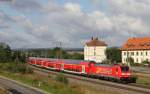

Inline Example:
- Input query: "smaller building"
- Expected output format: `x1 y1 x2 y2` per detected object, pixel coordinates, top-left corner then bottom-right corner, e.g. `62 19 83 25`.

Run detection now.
121 37 150 63
84 37 107 63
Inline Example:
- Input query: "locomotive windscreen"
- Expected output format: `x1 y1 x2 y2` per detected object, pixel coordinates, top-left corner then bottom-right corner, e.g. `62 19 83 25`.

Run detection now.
121 66 129 72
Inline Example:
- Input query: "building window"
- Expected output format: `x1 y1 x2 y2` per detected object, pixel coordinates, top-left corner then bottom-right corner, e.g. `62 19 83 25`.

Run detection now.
131 52 134 56
124 52 126 55
136 52 139 56
146 51 148 56
136 58 138 63
141 52 143 56
127 52 129 56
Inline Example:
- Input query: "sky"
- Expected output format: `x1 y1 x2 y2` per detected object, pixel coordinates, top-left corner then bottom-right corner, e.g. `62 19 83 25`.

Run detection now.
0 0 150 49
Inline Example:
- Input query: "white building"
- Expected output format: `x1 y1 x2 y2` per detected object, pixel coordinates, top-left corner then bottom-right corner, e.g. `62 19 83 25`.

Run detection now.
84 37 107 63
121 37 150 63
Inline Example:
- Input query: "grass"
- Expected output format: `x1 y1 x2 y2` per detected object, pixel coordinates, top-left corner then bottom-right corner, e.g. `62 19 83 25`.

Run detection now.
0 71 79 94
133 72 150 87
0 62 135 94
0 62 80 94
137 77 150 87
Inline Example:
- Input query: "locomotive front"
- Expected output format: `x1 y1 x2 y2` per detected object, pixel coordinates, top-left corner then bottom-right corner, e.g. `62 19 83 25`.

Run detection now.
119 65 136 83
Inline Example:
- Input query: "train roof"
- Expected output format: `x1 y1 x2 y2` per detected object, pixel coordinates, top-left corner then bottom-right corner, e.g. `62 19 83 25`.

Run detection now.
29 57 84 64
95 63 120 67
62 59 84 64
29 57 123 67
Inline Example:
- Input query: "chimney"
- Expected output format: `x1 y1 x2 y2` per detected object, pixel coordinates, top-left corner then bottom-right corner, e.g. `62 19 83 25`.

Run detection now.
95 37 98 40
91 36 93 40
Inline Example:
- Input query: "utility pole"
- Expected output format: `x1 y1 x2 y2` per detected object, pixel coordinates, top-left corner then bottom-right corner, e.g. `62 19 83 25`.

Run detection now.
55 41 62 59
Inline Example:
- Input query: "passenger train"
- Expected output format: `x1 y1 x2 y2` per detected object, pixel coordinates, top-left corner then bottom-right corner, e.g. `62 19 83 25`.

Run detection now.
28 57 136 83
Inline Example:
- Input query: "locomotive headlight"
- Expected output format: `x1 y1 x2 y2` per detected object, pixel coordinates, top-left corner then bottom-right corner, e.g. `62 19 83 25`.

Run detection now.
122 73 131 75
122 73 125 75
126 73 131 75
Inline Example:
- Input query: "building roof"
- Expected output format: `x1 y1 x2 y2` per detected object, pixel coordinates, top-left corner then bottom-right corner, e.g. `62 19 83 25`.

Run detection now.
121 37 150 50
85 37 107 46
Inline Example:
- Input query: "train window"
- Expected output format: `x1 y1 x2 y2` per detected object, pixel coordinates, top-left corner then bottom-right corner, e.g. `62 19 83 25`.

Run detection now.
121 66 129 72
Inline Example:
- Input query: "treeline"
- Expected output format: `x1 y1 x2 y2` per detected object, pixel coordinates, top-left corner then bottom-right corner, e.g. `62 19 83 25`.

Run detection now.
0 43 84 63
0 43 33 74
49 47 83 59
0 43 26 63
0 42 121 64
25 47 84 60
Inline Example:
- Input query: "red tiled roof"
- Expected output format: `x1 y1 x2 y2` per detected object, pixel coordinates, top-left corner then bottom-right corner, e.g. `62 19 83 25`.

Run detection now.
85 38 107 46
121 37 150 50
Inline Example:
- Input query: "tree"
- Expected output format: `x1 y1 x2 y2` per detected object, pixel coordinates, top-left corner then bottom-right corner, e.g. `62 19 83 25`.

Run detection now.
49 47 65 59
126 57 134 66
142 60 150 66
71 53 84 60
12 51 26 63
49 47 84 60
102 59 111 64
0 43 12 62
105 47 121 63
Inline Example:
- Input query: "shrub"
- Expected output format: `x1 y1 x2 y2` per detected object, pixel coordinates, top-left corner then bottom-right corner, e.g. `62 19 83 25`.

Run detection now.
126 57 134 65
130 75 138 83
0 62 33 74
55 74 69 84
131 63 141 66
25 66 33 74
102 59 112 64
142 60 150 67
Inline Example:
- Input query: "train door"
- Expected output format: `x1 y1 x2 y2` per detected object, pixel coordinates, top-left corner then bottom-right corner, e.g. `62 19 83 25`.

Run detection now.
115 67 119 77
82 65 86 74
61 63 64 70
34 59 36 65
88 62 95 75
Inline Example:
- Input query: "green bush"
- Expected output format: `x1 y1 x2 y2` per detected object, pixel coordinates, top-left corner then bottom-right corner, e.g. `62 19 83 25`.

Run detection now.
105 47 121 63
25 66 33 74
131 63 142 66
55 74 69 84
142 60 150 67
126 57 134 65
0 62 33 74
102 59 112 64
130 75 138 83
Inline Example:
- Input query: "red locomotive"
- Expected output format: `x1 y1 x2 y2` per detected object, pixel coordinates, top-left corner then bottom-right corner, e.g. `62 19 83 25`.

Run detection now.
28 57 135 83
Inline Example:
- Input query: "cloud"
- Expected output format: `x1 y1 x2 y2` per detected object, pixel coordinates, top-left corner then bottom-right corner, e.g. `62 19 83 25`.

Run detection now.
11 15 33 29
0 0 12 2
11 0 42 12
0 10 11 29
107 0 150 20
64 2 82 15
0 0 150 48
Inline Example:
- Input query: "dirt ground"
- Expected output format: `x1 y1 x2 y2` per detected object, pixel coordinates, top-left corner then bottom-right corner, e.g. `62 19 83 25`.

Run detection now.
0 87 8 94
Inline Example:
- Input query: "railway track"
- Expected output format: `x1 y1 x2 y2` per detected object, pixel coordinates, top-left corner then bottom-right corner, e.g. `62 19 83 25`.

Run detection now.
29 64 150 94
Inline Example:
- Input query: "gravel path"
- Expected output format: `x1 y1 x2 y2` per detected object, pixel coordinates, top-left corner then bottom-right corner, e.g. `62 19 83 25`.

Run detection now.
0 76 48 94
